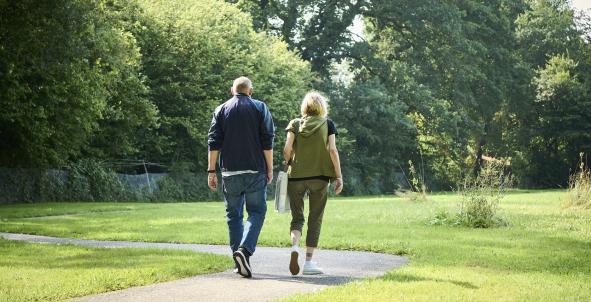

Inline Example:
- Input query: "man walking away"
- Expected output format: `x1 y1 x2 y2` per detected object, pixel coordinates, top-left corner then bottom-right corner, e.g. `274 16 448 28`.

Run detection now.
207 76 275 278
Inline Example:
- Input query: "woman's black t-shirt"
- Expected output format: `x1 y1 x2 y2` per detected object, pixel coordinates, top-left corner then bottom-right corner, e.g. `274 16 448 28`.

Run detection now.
326 119 338 137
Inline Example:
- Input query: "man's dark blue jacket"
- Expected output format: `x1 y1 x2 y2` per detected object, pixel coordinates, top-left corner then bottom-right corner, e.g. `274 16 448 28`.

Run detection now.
207 93 275 173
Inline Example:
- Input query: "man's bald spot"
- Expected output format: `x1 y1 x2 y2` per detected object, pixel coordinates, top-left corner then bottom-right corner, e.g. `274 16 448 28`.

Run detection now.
233 76 252 94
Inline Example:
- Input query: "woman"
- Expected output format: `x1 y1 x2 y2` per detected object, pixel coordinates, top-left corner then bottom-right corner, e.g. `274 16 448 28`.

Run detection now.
283 91 343 275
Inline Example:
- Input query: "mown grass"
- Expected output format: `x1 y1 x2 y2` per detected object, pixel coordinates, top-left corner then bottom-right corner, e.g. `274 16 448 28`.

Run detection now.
0 202 158 219
0 239 232 302
1 190 590 301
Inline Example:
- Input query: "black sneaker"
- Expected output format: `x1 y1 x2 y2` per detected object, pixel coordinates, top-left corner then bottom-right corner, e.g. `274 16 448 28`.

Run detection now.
233 248 252 278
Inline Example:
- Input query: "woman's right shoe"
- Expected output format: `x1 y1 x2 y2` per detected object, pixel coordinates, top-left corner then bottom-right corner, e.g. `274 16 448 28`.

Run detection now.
303 261 324 275
289 248 300 275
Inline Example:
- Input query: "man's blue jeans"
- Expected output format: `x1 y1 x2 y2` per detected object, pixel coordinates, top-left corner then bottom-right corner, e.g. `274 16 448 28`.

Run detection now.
222 172 267 255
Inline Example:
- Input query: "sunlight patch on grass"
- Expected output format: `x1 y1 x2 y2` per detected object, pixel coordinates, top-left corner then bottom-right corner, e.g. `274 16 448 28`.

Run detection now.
0 239 232 302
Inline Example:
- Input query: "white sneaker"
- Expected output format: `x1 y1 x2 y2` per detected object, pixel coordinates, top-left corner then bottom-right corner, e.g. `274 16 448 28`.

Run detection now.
303 261 324 275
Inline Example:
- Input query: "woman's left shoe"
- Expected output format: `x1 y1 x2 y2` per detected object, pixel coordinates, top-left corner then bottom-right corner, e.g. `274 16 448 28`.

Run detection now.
302 261 324 275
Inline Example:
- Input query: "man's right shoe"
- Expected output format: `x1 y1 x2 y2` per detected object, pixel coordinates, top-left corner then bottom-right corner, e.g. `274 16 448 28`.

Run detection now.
289 248 300 275
233 248 252 278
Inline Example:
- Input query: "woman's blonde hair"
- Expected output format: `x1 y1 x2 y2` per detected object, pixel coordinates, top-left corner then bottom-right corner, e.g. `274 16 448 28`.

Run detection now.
300 91 328 118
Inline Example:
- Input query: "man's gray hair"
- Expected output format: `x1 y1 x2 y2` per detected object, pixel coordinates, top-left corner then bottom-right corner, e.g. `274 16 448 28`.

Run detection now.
233 76 253 93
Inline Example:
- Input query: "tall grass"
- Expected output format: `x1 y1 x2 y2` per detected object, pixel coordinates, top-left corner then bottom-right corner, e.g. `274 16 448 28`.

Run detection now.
398 160 428 202
430 162 510 228
566 153 591 209
457 162 511 227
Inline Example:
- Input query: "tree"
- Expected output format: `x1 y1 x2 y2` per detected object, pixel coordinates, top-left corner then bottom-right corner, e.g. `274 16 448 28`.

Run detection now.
232 0 367 74
511 0 591 186
132 0 313 169
328 77 416 194
360 0 526 185
516 55 591 186
0 0 157 167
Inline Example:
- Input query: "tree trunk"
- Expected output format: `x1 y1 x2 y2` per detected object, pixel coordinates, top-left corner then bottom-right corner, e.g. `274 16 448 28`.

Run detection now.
473 136 485 176
473 122 489 176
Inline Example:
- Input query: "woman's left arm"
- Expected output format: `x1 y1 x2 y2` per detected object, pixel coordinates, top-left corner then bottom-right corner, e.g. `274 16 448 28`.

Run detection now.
328 134 343 194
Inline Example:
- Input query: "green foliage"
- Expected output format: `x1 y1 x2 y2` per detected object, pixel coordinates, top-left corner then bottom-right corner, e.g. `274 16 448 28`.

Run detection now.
327 78 416 194
429 162 511 228
64 160 134 202
237 0 591 191
0 0 311 175
2 0 591 200
515 0 583 68
0 161 137 203
0 0 158 167
151 162 222 202
152 176 186 202
234 0 367 73
129 0 312 168
428 209 458 226
510 0 591 187
457 163 510 228
404 160 428 202
407 160 426 194
514 54 591 186
566 153 591 209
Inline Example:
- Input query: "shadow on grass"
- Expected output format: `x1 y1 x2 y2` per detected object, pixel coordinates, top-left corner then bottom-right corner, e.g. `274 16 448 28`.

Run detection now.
382 272 478 289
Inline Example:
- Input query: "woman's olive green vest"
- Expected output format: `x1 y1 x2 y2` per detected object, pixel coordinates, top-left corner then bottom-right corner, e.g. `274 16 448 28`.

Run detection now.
287 116 336 179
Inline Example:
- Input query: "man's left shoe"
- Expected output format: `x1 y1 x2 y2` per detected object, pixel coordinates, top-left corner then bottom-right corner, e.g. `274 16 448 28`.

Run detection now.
233 248 252 278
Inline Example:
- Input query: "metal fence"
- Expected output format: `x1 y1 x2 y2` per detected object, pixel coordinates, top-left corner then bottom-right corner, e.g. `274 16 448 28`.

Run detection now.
0 167 222 204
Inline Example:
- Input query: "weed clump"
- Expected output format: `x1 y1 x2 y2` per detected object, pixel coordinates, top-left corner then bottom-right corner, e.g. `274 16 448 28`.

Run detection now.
398 160 428 202
430 162 510 228
566 153 591 209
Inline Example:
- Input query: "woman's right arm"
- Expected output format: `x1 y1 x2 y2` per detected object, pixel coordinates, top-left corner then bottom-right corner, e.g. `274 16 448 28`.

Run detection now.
283 131 295 163
328 134 343 194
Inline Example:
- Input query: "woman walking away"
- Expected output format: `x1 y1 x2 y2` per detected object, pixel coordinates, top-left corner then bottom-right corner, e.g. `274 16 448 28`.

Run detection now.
283 91 343 275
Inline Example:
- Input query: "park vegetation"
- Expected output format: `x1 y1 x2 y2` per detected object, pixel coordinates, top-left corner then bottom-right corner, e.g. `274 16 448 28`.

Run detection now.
566 153 591 208
1 0 591 200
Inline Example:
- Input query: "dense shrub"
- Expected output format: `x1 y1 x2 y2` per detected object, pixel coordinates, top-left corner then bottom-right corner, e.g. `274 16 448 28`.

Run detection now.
0 161 138 203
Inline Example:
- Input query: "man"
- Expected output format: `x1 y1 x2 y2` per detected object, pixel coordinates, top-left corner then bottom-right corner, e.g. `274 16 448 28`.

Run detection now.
207 76 274 278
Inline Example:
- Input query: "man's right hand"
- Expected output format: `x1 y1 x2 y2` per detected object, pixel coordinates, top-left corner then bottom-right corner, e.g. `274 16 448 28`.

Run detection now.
266 170 273 184
208 173 218 191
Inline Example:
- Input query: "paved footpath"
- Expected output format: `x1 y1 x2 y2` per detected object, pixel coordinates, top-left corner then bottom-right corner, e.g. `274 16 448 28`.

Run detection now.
1 232 408 302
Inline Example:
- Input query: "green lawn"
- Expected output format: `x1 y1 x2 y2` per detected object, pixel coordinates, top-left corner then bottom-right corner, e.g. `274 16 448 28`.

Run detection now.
1 190 590 301
0 202 157 219
0 239 232 302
